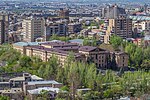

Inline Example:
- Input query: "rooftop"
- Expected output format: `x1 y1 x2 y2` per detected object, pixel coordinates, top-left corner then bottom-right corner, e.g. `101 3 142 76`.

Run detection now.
27 87 60 94
69 39 93 45
13 42 40 47
26 45 84 58
41 42 78 47
69 39 84 45
144 35 150 40
27 80 62 85
31 75 43 81
10 77 25 81
79 46 98 52
129 16 150 21
0 82 10 84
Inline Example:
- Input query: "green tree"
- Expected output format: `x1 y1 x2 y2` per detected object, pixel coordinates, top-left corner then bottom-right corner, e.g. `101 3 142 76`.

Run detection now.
50 34 59 40
83 39 90 46
85 63 97 89
141 59 150 71
110 35 123 50
38 64 46 78
68 62 80 100
0 96 9 100
19 55 32 68
144 47 150 60
44 55 59 79
83 91 102 100
133 48 143 67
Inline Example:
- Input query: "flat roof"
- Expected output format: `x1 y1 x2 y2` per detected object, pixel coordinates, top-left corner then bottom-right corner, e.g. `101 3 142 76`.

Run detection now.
13 42 40 47
144 35 150 40
0 82 10 84
27 80 62 85
129 16 150 21
27 87 60 94
31 75 43 80
69 39 93 45
41 42 78 47
26 45 84 58
10 77 25 81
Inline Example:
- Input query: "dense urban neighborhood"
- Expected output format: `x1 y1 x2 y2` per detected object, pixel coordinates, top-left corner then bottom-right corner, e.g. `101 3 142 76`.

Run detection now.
0 0 149 100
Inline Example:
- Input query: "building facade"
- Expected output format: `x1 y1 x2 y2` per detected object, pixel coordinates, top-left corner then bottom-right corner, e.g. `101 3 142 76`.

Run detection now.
104 16 132 44
58 8 69 20
68 23 82 34
13 41 129 68
22 18 45 42
0 20 5 44
102 4 126 19
0 14 9 44
45 22 68 40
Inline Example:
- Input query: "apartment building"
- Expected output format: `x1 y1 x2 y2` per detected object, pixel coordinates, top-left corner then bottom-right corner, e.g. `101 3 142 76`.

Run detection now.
102 4 126 19
45 22 68 40
68 23 82 34
133 21 150 33
0 20 5 44
104 15 132 44
58 8 69 20
0 14 9 44
22 17 45 42
133 38 142 47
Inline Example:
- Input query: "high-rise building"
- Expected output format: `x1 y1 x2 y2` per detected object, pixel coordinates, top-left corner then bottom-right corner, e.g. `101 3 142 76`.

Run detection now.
144 4 148 14
68 23 82 34
0 20 5 44
104 15 132 44
45 22 68 41
22 17 45 42
103 4 126 19
0 14 9 44
58 8 69 20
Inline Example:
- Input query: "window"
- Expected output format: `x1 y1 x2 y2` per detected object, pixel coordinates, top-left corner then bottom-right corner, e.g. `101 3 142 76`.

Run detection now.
123 56 125 60
99 64 101 67
96 54 98 60
120 20 123 30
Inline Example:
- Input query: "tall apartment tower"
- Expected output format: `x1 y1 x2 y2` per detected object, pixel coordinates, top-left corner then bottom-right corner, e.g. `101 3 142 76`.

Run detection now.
45 22 68 41
0 20 5 44
104 15 132 44
22 17 45 42
104 4 126 19
0 14 9 44
59 8 69 20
